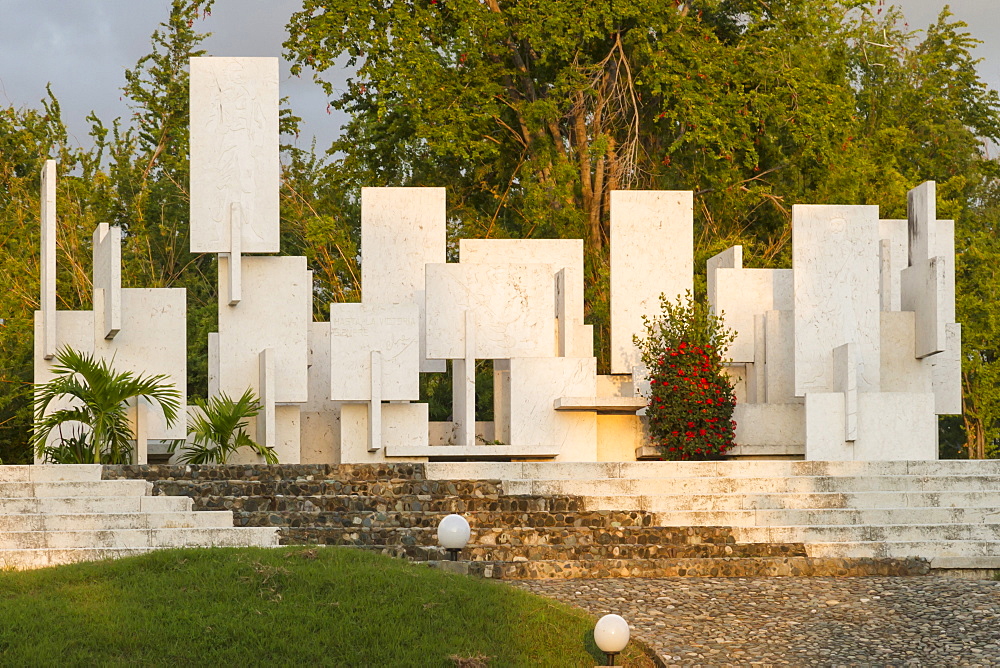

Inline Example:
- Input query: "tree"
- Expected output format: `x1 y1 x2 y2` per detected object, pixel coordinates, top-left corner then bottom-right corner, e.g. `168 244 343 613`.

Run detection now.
32 347 181 464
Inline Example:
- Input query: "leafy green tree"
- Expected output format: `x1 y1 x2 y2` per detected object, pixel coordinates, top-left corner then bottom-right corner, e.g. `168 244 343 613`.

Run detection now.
170 388 278 464
33 347 181 464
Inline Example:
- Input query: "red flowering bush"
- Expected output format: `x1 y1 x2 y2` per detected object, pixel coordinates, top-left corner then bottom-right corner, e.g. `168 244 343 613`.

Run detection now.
635 292 736 461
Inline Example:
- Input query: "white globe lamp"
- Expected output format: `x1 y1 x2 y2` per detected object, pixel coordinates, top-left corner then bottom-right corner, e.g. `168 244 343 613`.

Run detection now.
437 514 471 561
594 614 630 666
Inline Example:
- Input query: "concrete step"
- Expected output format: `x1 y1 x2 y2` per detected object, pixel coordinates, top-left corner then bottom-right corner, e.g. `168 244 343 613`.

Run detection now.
103 462 428 483
291 538 804 562
521 474 1000 497
0 465 104 483
425 460 1000 480
0 495 193 515
0 527 278 550
153 478 503 499
734 523 1000 544
805 540 1000 560
193 494 589 514
233 508 654 529
651 506 1000 527
0 547 152 569
584 490 1000 512
0 480 152 499
0 511 236 532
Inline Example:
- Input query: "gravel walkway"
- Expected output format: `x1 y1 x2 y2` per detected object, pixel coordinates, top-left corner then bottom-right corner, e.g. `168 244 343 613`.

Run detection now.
509 576 1000 667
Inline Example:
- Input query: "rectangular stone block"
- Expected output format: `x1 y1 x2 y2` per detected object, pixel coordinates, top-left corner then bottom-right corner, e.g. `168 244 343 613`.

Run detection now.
217 256 309 403
878 219 907 312
806 392 937 461
764 310 799 404
340 402 429 463
854 393 937 461
94 289 187 440
190 57 279 254
40 160 56 360
328 303 420 401
907 181 935 265
901 256 947 358
460 239 590 358
92 224 121 340
930 323 961 415
879 311 931 394
597 414 645 462
424 263 555 359
793 205 881 395
361 187 446 372
507 357 597 461
733 403 805 447
610 191 693 374
713 268 792 363
33 311 95 463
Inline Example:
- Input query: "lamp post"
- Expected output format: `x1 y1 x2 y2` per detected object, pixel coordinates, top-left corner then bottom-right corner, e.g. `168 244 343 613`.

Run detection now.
437 514 470 561
594 614 630 666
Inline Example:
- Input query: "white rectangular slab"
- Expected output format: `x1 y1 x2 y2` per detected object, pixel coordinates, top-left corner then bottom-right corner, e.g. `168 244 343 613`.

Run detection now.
806 392 937 461
878 219 908 312
507 357 597 461
907 181 936 265
713 268 791 363
33 310 95 463
879 311 931 394
190 57 279 254
94 288 188 440
930 323 961 415
361 187 446 372
340 402 429 463
424 263 556 359
461 238 590 358
900 256 947 358
460 238 584 320
92 224 121 340
763 310 800 404
40 160 57 359
792 205 881 395
733 403 805 447
217 255 309 403
610 190 693 374
328 303 420 401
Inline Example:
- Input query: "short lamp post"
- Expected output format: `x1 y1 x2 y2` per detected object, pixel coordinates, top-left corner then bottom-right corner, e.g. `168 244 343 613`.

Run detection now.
594 614 630 666
437 514 470 561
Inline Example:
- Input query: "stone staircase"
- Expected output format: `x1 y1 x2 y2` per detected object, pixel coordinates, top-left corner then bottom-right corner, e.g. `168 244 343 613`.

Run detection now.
104 463 927 579
0 465 278 570
425 460 1000 572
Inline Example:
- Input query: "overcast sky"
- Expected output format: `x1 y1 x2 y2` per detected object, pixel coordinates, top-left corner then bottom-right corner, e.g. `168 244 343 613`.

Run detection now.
0 0 997 153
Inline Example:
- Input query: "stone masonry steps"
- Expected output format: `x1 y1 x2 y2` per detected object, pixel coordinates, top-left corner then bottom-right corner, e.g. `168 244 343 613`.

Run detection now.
232 508 654 529
0 465 279 570
421 461 1000 571
586 491 1000 511
104 464 929 579
190 493 589 514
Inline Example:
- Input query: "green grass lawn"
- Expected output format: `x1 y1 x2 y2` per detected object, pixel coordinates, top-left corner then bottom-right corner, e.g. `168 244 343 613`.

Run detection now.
0 547 657 667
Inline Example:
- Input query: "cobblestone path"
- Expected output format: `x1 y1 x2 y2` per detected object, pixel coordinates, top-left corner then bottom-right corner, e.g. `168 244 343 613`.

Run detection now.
509 576 1000 667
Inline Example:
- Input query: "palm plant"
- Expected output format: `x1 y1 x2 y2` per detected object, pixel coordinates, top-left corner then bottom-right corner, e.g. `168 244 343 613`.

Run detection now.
171 388 278 464
33 347 181 464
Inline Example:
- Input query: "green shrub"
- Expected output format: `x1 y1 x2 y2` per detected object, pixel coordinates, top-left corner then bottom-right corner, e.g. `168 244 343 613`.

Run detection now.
636 292 737 461
32 347 181 464
170 388 277 464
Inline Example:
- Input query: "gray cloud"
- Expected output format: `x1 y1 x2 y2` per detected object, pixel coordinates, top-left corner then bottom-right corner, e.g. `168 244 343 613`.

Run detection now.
0 1 996 153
